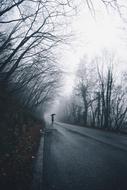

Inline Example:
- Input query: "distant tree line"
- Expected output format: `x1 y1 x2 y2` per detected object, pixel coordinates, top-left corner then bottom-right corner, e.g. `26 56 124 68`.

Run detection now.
59 53 127 130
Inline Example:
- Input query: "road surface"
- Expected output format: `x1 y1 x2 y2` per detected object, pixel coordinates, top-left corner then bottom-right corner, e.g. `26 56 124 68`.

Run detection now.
42 122 127 190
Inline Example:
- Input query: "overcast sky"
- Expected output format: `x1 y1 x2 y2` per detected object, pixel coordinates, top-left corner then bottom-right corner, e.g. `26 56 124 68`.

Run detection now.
46 0 127 116
57 0 127 93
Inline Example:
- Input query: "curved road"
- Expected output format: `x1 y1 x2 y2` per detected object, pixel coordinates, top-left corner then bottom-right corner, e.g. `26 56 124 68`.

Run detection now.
42 122 127 190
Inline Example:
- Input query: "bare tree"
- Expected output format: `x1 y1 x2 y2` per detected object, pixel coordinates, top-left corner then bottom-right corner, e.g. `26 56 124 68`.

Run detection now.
75 58 97 126
0 0 75 111
60 52 127 131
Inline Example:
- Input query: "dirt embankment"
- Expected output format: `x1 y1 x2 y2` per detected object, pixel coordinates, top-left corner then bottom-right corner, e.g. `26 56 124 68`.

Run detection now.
0 87 45 190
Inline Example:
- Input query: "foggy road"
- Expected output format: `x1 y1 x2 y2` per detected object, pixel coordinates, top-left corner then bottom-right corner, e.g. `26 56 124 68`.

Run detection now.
42 122 127 190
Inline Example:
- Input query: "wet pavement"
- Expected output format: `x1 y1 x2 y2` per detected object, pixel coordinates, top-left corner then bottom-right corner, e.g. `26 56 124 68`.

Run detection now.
37 122 127 190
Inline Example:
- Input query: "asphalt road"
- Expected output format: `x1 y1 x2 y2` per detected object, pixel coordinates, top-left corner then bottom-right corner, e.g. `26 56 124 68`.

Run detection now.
42 122 127 190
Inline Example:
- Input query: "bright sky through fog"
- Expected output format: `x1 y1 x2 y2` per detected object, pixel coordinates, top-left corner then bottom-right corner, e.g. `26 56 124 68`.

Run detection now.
57 0 127 96
48 1 127 115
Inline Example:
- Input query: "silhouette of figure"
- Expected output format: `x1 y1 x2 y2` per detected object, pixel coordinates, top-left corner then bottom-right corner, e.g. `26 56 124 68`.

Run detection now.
51 114 56 125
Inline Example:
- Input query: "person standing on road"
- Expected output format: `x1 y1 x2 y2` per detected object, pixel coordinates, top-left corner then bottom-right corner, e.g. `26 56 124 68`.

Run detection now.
51 114 56 125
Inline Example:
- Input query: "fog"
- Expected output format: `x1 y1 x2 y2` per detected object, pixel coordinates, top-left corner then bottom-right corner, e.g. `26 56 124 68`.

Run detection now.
46 0 127 118
1 1 127 189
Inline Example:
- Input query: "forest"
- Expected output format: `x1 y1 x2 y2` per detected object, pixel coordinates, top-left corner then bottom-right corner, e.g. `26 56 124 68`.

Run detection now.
59 53 127 131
